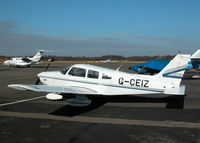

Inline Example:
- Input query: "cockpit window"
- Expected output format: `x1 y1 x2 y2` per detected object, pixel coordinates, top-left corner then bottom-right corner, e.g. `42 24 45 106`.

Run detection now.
102 73 112 79
68 67 86 77
60 67 70 75
87 70 99 79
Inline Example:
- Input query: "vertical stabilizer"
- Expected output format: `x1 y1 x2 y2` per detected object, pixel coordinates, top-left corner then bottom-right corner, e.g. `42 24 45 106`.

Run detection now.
191 49 200 59
155 54 190 86
31 50 45 62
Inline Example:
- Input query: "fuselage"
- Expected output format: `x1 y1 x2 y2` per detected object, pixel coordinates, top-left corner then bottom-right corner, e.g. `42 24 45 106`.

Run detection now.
3 50 44 67
3 57 31 66
38 64 172 96
3 57 37 66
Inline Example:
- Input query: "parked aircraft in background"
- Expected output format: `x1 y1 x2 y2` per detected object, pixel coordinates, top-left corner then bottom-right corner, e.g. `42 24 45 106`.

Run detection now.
8 53 192 108
129 59 170 74
129 49 200 75
3 50 45 67
100 59 118 63
187 49 200 69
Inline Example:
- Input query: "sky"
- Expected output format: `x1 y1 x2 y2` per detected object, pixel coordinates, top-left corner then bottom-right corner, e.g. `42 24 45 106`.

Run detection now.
0 0 200 57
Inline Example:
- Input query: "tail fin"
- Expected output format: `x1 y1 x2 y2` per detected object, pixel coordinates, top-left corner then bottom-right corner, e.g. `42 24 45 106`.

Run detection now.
187 49 200 69
191 49 200 59
31 50 45 62
155 54 190 86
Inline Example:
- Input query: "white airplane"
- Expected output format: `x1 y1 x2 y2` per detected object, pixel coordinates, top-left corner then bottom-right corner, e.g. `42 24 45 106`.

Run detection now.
3 50 45 67
8 53 195 107
100 59 118 63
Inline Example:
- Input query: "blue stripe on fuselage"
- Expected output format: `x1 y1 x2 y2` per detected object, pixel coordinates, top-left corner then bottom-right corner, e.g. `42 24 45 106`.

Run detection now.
39 76 163 93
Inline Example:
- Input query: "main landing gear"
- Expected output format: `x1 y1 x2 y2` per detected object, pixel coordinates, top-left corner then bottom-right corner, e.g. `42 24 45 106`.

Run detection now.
67 95 92 107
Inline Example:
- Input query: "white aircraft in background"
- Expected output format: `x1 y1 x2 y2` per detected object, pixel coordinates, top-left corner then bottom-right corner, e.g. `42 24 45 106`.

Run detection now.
3 50 45 67
8 52 196 108
100 59 118 63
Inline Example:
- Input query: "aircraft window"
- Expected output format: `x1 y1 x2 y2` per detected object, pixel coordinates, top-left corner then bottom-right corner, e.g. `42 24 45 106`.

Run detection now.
60 67 70 75
87 70 99 79
102 74 112 79
68 67 86 77
22 57 31 62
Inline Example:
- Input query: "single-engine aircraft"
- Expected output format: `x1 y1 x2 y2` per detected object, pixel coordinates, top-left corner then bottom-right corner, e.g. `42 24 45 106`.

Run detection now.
8 53 193 107
129 49 200 75
3 50 45 67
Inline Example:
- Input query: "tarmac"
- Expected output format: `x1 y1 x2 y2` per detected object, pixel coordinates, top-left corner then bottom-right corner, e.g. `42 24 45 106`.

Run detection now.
0 62 200 143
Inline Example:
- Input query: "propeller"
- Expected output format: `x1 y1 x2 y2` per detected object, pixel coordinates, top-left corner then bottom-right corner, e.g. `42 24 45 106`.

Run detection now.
35 58 55 85
35 77 41 85
44 63 51 72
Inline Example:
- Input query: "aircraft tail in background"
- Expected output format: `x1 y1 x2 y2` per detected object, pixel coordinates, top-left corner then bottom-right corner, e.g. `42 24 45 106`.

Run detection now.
30 50 45 62
191 49 200 59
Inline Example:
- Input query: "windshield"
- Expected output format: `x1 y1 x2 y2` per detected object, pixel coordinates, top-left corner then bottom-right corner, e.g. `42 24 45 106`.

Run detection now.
60 66 70 75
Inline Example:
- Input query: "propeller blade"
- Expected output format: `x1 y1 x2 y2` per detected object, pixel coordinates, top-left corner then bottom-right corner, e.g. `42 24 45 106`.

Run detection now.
35 78 40 85
34 59 54 85
44 63 51 71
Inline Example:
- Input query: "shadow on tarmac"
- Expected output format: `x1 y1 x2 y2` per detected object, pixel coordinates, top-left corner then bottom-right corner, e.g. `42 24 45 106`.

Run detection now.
50 95 185 117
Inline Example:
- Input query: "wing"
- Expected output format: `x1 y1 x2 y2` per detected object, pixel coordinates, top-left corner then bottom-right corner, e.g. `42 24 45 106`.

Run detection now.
8 84 97 95
140 66 161 74
129 59 170 74
128 65 147 74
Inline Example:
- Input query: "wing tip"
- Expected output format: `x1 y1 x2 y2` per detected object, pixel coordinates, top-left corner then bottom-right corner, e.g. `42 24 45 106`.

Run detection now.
8 84 28 90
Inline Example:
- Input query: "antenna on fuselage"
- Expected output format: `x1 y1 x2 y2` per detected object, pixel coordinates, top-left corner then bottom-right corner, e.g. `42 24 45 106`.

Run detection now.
136 66 145 75
116 64 124 71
